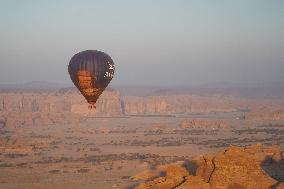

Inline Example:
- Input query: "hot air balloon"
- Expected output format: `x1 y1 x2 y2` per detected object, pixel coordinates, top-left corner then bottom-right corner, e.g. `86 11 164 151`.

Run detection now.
68 50 115 109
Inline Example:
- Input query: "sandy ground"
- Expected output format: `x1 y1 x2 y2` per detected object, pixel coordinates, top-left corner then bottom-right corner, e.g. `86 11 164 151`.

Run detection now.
0 113 283 189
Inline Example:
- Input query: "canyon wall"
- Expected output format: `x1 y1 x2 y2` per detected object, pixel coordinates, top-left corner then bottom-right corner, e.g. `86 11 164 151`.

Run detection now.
0 88 123 127
0 90 249 118
0 88 122 115
124 95 246 114
1 88 284 128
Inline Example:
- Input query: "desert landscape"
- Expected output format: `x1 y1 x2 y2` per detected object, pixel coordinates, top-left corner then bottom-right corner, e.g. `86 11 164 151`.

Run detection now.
1 0 283 188
0 86 283 189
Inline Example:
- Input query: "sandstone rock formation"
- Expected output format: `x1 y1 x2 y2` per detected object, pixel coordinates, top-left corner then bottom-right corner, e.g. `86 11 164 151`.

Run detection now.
134 144 284 189
0 88 123 127
278 183 284 189
123 95 240 115
1 88 284 128
0 88 122 114
135 163 190 189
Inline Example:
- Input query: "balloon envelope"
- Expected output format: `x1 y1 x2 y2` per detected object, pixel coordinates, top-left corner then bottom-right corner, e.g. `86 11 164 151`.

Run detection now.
68 50 115 106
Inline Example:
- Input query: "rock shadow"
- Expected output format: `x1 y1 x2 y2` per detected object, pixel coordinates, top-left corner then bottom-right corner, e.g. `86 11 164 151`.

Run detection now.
0 121 5 129
261 154 284 188
182 159 198 176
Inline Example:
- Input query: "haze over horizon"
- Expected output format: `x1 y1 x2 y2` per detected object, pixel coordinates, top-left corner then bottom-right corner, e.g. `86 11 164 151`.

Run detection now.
0 0 283 86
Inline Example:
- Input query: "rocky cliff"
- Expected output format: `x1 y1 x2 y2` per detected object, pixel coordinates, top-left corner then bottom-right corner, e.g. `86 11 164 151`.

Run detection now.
0 88 122 114
124 95 246 115
134 144 284 189
0 90 248 127
0 88 123 127
1 88 284 128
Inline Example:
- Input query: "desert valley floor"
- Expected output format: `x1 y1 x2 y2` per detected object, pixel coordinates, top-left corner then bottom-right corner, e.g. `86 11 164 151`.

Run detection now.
0 112 283 189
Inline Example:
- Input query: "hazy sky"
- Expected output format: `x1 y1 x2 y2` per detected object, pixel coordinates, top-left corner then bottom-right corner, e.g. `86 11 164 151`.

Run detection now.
0 0 283 86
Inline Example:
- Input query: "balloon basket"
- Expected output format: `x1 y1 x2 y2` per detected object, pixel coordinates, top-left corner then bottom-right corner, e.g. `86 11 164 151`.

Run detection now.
88 105 96 110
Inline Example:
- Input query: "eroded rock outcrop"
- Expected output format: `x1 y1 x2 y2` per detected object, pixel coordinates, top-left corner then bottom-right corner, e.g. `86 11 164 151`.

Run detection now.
135 144 284 189
207 145 278 189
278 183 284 189
135 163 189 189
